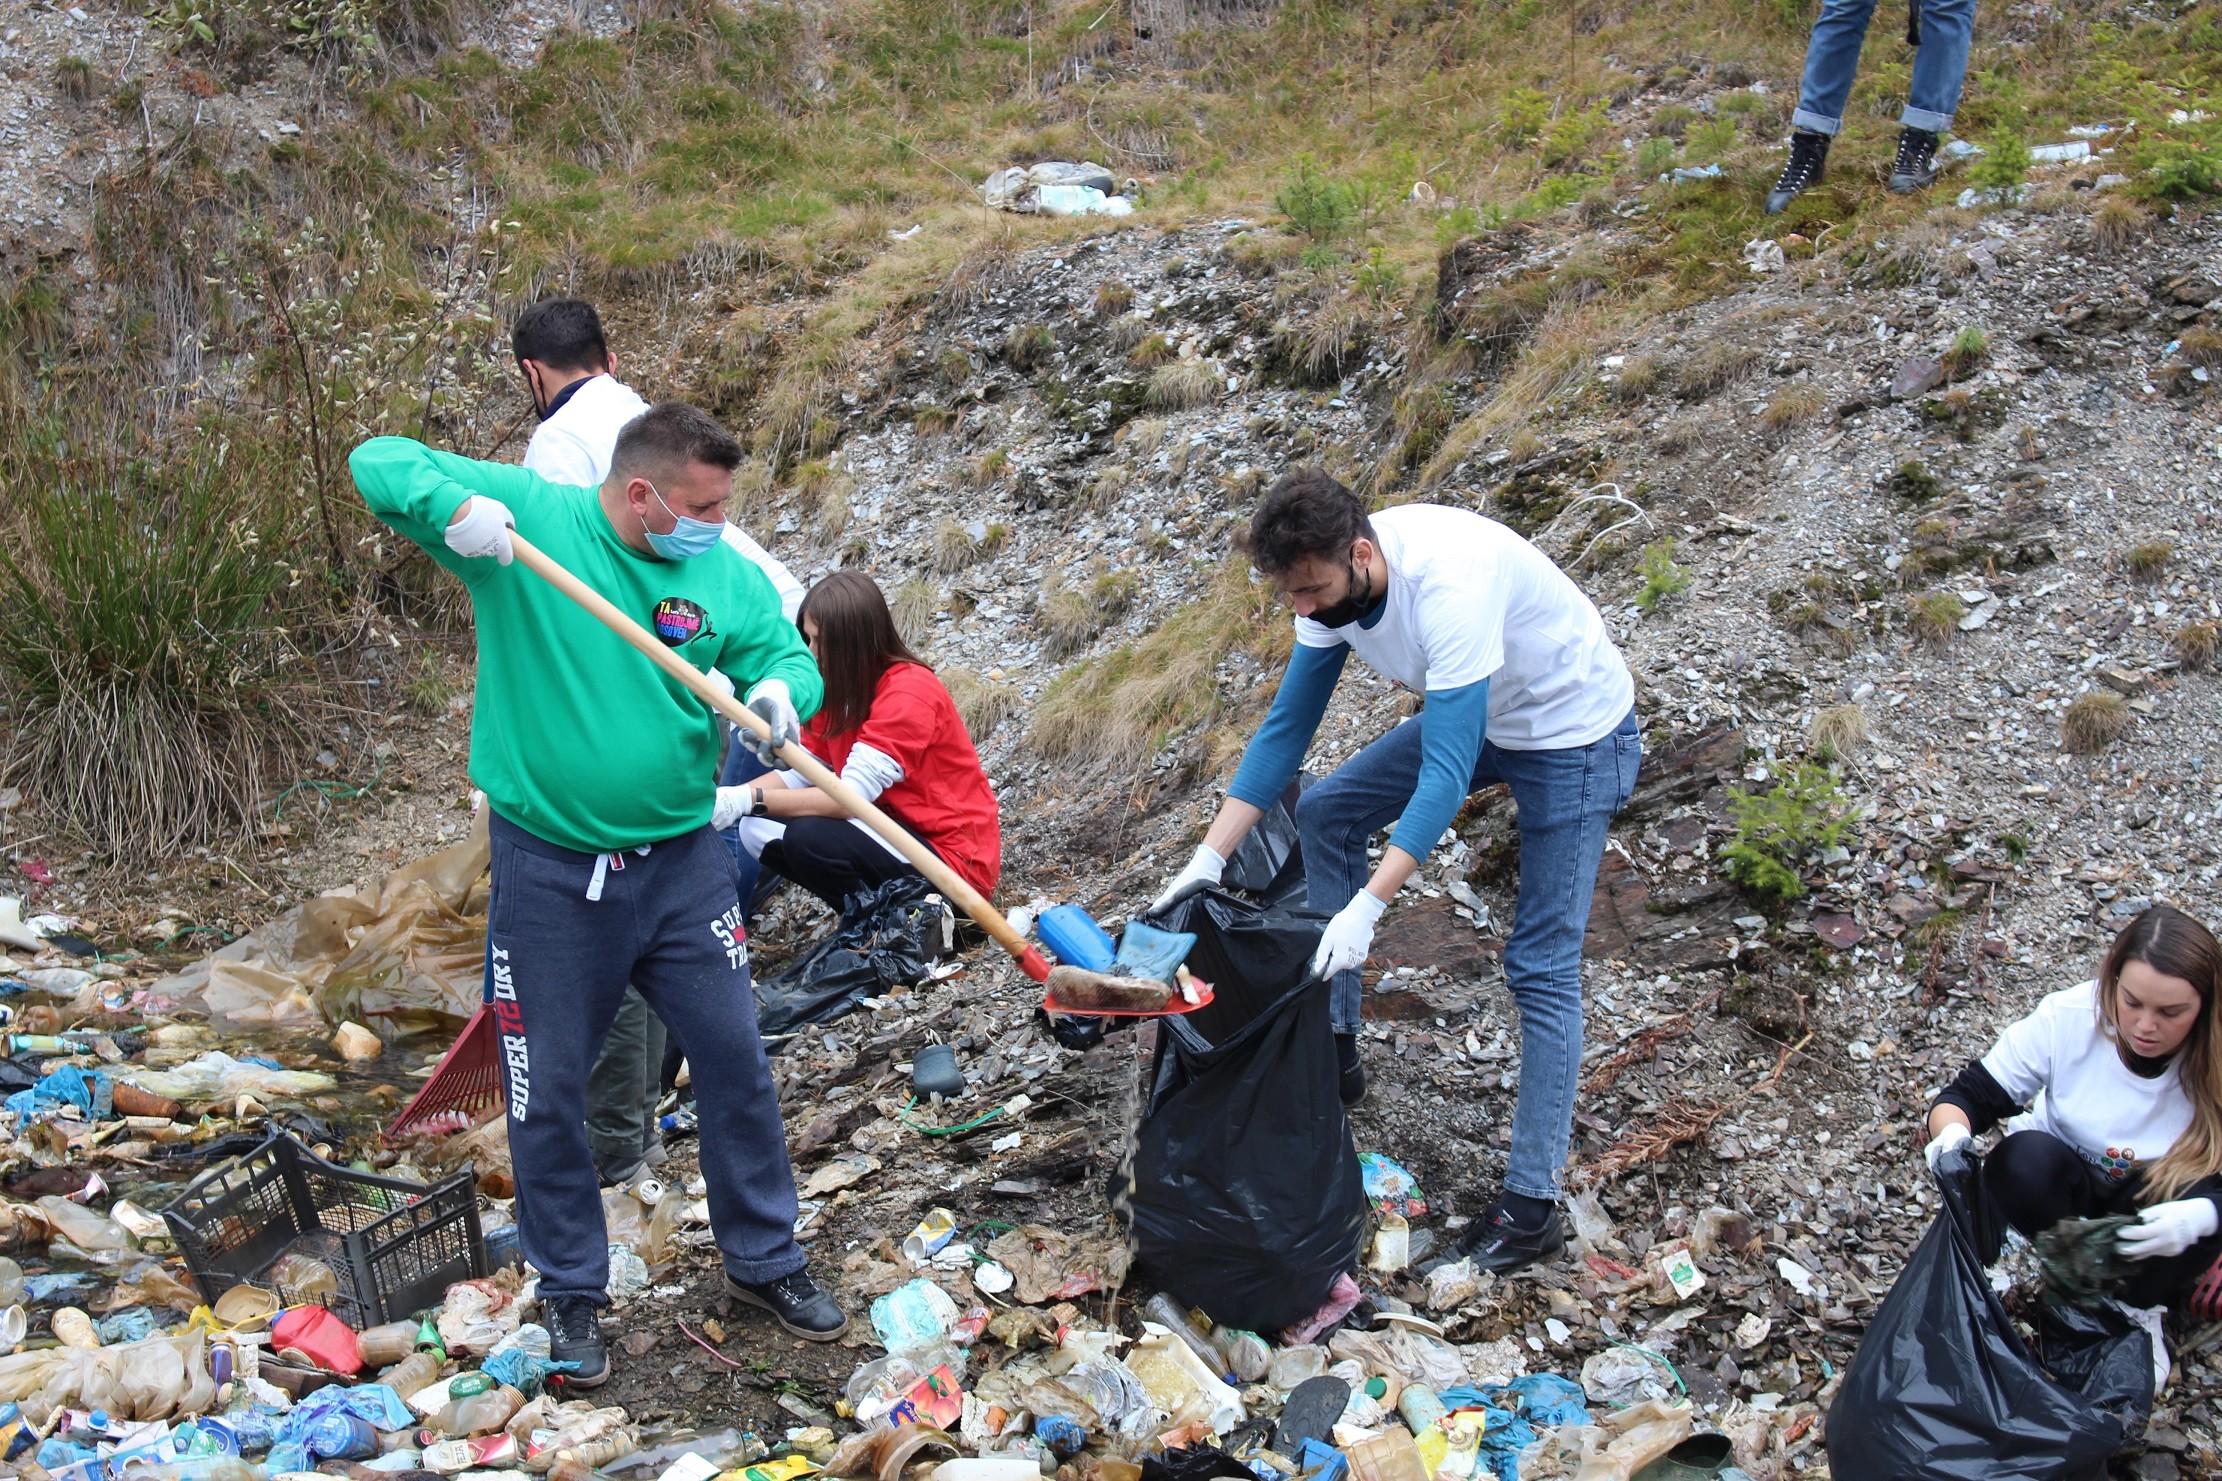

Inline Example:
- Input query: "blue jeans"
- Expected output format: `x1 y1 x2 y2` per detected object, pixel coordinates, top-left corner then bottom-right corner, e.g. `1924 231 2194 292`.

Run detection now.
1296 710 1641 1202
1791 0 1975 137
719 742 772 919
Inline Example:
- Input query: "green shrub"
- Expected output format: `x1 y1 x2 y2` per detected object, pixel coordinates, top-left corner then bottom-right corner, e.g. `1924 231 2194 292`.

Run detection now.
1354 247 1403 303
1635 540 1690 612
1276 160 1358 241
1635 136 1678 174
1721 761 1847 905
2138 141 2222 200
1969 134 2032 194
1500 87 1551 146
1686 118 1740 162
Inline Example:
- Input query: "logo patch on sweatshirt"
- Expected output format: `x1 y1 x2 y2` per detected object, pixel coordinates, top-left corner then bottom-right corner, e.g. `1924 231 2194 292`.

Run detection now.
652 596 712 646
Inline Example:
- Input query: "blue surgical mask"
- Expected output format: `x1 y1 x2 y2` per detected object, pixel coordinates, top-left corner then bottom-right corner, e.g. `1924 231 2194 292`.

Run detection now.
641 478 725 561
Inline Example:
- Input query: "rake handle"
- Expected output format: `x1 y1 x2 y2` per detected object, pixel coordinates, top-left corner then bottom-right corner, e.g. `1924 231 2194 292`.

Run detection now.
505 531 1050 982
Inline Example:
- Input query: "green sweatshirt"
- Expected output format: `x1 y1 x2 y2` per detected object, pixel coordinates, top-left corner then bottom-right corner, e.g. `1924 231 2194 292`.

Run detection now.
350 436 823 852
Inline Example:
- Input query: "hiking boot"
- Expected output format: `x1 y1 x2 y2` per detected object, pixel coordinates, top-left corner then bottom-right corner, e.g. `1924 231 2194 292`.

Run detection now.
724 1268 848 1341
1336 1033 1366 1108
545 1295 610 1387
1444 1200 1567 1276
1888 126 1941 195
1764 128 1830 214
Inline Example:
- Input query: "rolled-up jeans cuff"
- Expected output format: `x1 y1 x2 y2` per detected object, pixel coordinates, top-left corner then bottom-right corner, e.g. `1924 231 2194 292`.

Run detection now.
1900 106 1952 133
1790 108 1842 136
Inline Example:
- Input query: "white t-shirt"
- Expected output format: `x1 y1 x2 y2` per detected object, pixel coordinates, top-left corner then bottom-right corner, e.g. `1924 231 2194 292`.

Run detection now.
1984 980 2193 1184
520 374 805 622
1293 503 1633 750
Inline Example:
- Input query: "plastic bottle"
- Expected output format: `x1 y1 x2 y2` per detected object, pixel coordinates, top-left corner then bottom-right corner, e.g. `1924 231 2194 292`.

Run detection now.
267 1253 339 1303
50 1308 100 1349
0 1258 24 1307
1397 1384 1446 1434
357 1321 419 1369
424 1434 517 1474
414 1317 448 1359
307 1414 379 1461
541 1427 640 1479
379 1352 442 1402
35 1198 135 1254
437 1384 524 1437
1212 1327 1270 1384
1139 1294 1232 1383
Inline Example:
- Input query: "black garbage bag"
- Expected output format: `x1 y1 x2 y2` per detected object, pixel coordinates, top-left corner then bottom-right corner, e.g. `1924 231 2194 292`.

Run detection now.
754 875 948 1044
1220 775 1313 910
1825 1153 2153 1481
1120 888 1365 1333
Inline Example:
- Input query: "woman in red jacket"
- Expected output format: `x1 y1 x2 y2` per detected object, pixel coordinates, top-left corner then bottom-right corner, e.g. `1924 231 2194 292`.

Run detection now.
726 571 1000 910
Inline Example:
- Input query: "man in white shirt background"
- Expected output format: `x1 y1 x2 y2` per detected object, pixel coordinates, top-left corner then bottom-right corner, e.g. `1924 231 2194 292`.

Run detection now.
509 297 807 1188
1150 470 1642 1277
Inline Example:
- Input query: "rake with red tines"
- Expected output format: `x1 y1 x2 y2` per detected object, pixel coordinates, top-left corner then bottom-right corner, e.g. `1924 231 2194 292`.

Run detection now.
384 1003 502 1141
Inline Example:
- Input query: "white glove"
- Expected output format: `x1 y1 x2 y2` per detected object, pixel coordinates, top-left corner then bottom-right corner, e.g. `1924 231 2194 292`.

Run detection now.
1923 1121 1973 1175
711 784 755 832
1311 889 1388 980
1150 844 1225 915
740 679 799 765
2119 1198 2220 1261
444 497 515 564
706 668 736 703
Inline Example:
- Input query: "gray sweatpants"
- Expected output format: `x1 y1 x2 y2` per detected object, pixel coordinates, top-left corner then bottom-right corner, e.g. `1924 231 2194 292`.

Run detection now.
489 811 804 1302
586 988 666 1183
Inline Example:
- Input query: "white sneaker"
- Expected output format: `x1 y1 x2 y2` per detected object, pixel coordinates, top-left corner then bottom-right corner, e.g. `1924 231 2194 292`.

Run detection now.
2128 1302 2171 1395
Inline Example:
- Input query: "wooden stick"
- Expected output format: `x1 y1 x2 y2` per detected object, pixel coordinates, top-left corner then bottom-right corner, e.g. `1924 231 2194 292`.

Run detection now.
505 531 1053 983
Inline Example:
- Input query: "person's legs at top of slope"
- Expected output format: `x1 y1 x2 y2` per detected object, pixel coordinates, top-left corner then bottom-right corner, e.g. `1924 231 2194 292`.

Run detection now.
1766 0 1975 213
585 987 667 1185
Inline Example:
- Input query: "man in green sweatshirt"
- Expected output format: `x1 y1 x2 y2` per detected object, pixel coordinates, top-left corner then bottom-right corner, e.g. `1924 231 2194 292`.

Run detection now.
352 402 846 1383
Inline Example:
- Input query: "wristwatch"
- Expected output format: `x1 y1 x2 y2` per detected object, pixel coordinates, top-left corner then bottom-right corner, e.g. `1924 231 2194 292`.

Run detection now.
748 786 768 818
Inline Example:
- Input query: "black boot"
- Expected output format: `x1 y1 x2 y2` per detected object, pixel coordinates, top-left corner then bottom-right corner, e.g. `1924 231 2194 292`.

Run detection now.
1336 1032 1366 1108
1445 1197 1567 1276
545 1295 610 1387
1889 126 1941 195
724 1267 849 1341
1764 128 1831 215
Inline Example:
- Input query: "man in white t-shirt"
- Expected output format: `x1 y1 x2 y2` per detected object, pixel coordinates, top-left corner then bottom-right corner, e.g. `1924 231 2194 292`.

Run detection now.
508 297 808 1188
1150 469 1641 1276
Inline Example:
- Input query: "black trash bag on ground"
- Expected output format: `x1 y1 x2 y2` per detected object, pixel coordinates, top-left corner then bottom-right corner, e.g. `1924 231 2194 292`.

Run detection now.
755 875 947 1044
1825 1152 2153 1481
1140 1448 1254 1481
1220 776 1313 911
1120 888 1365 1333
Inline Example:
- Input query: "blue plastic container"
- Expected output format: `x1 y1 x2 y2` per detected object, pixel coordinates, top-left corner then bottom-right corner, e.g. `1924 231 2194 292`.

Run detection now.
1037 905 1117 971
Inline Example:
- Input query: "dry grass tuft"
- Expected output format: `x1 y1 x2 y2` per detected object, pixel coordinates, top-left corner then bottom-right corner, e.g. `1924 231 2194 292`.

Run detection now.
937 226 1022 313
1608 353 1662 403
889 579 941 649
2179 327 2222 369
1004 322 1053 372
932 519 981 574
1041 564 1140 657
1760 386 1827 441
1107 314 1153 352
1093 279 1134 317
1030 559 1289 768
1807 703 1868 760
2090 196 2150 252
2172 620 2220 672
1679 342 1761 399
970 448 1009 487
1148 359 1223 410
1273 296 1370 386
1128 332 1177 368
1908 591 1966 646
2125 541 2173 581
942 666 1019 740
2061 690 2131 754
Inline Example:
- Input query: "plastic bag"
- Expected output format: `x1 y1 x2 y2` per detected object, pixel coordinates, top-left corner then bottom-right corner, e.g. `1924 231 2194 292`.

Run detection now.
117 1052 336 1102
0 1329 212 1421
756 875 949 1042
1120 890 1366 1332
1219 777 1312 909
1825 1156 2152 1480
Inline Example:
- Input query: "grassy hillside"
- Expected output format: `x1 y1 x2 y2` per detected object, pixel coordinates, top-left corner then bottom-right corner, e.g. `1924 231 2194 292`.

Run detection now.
0 0 2217 861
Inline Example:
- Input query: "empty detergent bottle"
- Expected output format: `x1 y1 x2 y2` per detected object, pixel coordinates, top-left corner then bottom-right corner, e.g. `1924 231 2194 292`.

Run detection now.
356 1321 419 1369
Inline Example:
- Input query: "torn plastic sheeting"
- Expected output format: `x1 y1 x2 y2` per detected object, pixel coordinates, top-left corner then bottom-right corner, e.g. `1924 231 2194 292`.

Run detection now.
118 1052 335 1102
756 875 947 1043
5 1066 111 1124
1438 1375 1590 1481
981 162 1127 215
0 1328 216 1422
150 813 489 1036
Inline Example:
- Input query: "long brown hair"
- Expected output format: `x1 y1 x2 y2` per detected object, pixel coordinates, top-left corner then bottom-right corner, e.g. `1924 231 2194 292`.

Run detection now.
797 571 927 736
2096 902 2222 1200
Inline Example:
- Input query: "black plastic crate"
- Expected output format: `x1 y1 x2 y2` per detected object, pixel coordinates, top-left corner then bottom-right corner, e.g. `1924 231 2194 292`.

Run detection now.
163 1130 486 1329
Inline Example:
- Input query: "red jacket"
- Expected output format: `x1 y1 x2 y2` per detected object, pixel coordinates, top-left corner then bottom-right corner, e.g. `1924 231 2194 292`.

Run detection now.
802 662 1001 898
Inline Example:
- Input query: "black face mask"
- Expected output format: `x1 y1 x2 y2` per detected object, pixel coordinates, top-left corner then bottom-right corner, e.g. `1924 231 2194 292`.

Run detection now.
1309 557 1381 629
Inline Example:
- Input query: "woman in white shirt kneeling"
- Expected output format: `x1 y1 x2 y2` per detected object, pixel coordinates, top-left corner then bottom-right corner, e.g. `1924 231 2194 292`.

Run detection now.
1925 902 2222 1311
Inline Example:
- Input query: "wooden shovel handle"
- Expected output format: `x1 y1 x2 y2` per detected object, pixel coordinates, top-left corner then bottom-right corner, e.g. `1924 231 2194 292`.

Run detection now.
506 530 1050 981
